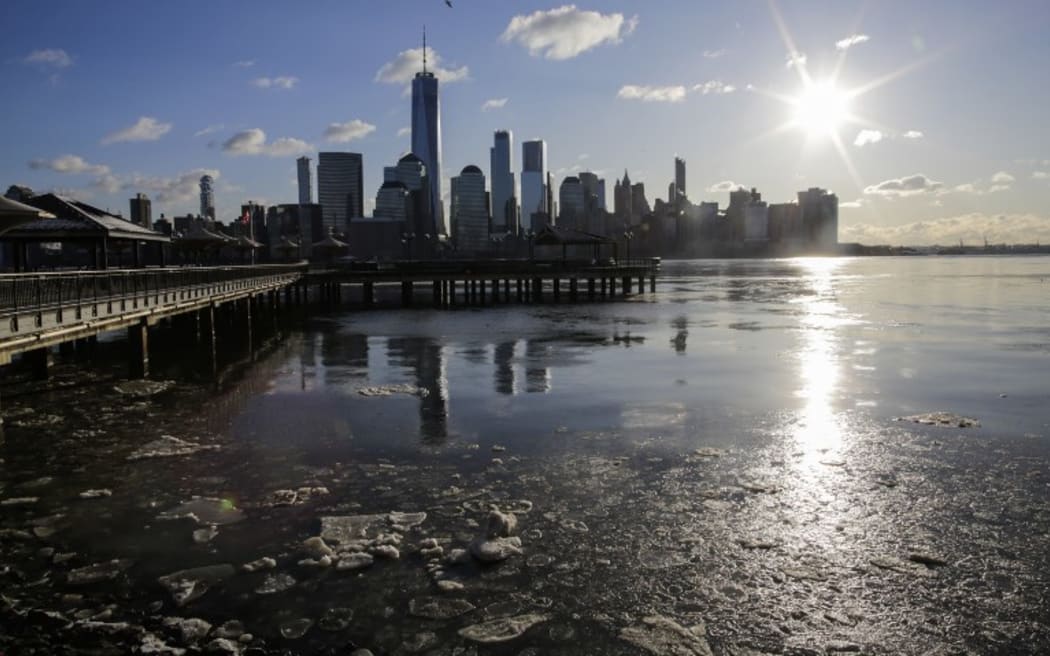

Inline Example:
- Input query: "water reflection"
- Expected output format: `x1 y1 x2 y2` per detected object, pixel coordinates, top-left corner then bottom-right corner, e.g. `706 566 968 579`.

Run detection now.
671 316 688 354
388 337 449 443
494 340 518 395
524 339 552 393
790 258 850 464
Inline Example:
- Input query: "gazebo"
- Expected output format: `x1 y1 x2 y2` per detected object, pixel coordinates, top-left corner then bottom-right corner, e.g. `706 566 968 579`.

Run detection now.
311 227 348 264
531 225 618 262
275 235 301 261
173 223 234 265
228 234 264 264
1 193 169 270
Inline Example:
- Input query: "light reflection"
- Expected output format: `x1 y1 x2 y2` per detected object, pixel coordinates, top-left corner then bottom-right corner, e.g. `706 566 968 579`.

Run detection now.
790 258 850 465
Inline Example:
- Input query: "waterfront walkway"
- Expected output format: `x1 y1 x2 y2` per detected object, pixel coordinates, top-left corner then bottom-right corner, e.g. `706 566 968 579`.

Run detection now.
0 258 658 392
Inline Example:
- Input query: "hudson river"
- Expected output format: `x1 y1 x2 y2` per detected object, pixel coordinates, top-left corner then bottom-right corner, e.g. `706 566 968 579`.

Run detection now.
2 256 1048 655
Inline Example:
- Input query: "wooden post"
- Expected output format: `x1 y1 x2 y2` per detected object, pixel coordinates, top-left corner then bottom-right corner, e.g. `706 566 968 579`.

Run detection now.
553 278 561 301
202 303 217 378
650 275 656 292
504 279 511 302
25 347 52 380
433 280 442 307
128 317 150 378
401 281 414 306
600 277 607 297
516 279 523 302
479 279 486 305
623 276 632 294
569 278 578 302
588 278 596 299
533 277 543 302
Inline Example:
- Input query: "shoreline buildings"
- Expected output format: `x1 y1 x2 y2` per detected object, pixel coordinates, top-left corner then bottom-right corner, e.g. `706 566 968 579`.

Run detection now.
490 130 517 236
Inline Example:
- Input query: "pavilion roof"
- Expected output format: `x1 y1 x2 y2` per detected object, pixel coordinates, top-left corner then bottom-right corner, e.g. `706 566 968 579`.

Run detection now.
1 194 169 243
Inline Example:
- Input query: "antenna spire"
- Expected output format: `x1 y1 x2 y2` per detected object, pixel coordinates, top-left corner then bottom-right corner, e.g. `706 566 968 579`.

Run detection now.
422 25 427 74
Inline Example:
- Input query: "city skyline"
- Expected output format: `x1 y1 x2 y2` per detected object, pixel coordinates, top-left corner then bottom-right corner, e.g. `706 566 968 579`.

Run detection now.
3 1 1050 245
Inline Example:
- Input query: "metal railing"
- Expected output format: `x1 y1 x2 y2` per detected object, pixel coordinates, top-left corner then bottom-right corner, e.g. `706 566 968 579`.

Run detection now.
318 257 661 277
0 263 305 318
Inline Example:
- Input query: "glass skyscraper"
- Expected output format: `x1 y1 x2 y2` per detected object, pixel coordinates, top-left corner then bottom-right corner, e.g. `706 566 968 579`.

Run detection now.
412 68 446 236
489 130 516 235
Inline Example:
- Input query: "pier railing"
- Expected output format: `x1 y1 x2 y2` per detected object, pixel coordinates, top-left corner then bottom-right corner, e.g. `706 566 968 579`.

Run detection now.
0 263 306 318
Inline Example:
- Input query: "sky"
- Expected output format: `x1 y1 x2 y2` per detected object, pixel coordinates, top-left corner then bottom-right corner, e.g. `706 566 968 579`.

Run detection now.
4 0 1050 246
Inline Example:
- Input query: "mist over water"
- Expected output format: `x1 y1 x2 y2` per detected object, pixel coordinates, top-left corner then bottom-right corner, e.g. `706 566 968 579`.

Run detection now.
2 256 1049 654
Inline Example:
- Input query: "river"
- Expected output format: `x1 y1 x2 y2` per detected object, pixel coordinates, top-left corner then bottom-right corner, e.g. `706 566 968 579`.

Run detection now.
1 256 1048 655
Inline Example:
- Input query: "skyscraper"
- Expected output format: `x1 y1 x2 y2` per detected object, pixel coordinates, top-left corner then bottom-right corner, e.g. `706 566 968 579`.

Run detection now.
450 165 488 253
558 176 585 230
489 130 517 235
521 139 547 232
297 156 313 205
317 152 363 235
674 156 686 202
411 32 447 236
129 193 151 229
199 175 215 220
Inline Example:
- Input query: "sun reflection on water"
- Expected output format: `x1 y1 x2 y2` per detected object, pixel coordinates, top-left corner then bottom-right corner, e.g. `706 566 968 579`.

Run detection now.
790 258 852 464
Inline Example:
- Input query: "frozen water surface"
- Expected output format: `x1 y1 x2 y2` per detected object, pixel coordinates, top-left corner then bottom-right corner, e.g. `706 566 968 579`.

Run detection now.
1 257 1049 654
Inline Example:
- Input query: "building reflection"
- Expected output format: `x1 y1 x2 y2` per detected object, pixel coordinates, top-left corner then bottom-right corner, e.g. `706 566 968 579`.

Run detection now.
493 340 517 395
387 337 449 443
524 339 551 394
671 315 688 354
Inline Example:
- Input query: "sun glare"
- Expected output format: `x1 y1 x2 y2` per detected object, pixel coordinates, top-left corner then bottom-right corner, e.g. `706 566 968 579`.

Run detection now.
792 80 850 138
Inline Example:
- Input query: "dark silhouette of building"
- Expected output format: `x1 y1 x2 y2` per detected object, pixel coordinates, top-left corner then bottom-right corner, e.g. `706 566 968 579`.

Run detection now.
129 193 152 229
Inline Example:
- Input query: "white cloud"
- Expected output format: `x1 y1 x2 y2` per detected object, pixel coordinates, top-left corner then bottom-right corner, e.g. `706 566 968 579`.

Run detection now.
502 5 638 60
481 97 509 111
853 129 884 147
693 80 735 95
618 85 687 103
374 47 468 85
29 154 110 176
194 124 224 138
902 130 924 139
222 129 311 157
396 126 411 138
323 119 376 143
835 34 870 51
252 76 298 89
707 180 745 193
101 116 173 144
91 174 122 194
953 183 979 194
1033 171 1050 179
786 52 807 69
840 198 866 208
24 48 73 68
863 174 943 197
990 171 1015 184
841 213 1050 246
124 168 222 205
702 49 726 59
233 60 256 68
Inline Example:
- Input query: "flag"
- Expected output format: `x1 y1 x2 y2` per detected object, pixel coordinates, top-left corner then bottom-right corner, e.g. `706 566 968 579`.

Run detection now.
241 209 251 224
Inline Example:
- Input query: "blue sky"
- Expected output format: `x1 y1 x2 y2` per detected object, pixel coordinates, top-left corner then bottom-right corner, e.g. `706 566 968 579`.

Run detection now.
4 0 1050 244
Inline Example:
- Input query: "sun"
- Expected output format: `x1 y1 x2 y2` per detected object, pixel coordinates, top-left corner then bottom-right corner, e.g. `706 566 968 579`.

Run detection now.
791 80 850 138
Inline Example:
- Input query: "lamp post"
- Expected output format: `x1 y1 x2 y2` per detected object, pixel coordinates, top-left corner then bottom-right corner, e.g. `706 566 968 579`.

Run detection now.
400 231 415 260
623 229 634 264
525 229 536 261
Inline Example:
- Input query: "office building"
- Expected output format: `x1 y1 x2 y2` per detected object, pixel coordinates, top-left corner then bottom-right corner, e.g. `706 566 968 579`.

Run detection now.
675 156 686 201
558 176 586 230
411 38 447 236
297 156 313 205
614 171 633 222
490 130 517 235
199 175 215 220
520 139 547 232
129 193 152 229
798 187 838 248
450 165 488 254
317 152 364 235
